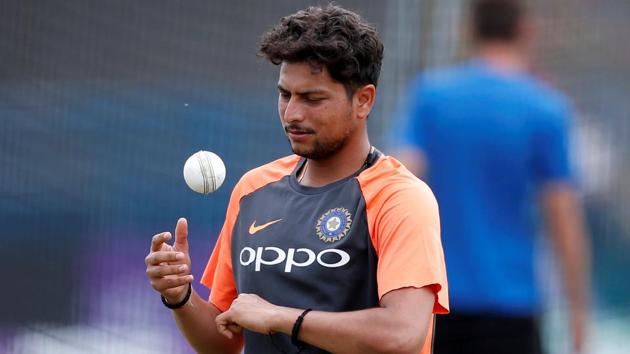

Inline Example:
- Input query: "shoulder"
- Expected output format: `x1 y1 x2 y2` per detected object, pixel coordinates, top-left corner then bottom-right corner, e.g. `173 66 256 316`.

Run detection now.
423 63 473 84
409 62 479 97
519 76 573 118
232 155 300 198
357 155 438 213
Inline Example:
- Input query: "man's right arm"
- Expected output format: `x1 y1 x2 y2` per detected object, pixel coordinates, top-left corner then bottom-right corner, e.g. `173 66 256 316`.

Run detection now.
145 218 242 354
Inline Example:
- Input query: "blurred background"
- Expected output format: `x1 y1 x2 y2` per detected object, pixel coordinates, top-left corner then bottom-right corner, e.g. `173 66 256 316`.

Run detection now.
0 0 628 353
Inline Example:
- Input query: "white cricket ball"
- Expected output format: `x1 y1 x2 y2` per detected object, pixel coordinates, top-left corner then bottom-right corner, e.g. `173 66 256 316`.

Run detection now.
183 150 226 194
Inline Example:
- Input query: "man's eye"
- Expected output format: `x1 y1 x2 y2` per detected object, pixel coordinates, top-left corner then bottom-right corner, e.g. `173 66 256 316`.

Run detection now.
279 92 290 99
306 97 324 102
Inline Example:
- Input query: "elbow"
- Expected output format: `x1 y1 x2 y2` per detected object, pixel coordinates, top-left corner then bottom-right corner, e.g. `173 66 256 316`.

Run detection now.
385 336 424 354
365 330 424 354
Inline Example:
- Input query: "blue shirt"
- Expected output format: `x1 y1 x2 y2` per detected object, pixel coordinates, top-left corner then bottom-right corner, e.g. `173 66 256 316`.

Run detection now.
391 60 573 315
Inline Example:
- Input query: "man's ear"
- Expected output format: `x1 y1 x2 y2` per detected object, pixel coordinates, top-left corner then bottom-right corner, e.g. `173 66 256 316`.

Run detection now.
353 84 376 120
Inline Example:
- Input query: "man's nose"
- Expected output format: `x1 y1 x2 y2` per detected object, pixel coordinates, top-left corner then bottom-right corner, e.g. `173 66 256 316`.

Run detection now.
283 97 305 123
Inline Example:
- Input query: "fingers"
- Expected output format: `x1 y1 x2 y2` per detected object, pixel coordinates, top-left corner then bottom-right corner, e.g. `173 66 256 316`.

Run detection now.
146 220 194 297
151 232 172 252
216 313 231 338
217 324 234 339
150 274 194 292
145 250 186 266
146 263 189 278
216 312 241 339
174 218 189 252
228 324 242 334
218 326 233 339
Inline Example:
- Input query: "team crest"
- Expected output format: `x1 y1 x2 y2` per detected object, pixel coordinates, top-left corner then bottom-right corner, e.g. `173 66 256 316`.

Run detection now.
315 208 352 243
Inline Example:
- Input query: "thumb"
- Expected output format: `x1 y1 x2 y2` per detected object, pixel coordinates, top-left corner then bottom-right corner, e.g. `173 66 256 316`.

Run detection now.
174 217 189 253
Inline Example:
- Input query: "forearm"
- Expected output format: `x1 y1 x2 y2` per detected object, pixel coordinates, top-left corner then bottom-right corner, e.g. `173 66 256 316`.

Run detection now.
271 306 430 354
542 185 591 349
544 187 590 311
171 289 242 354
555 218 590 314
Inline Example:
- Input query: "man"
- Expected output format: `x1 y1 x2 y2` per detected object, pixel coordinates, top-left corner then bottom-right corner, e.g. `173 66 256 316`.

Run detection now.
145 5 448 354
390 0 589 353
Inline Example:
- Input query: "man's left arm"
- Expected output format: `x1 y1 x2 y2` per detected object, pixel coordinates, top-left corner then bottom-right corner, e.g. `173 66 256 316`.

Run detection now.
534 100 590 353
541 183 590 353
216 286 435 354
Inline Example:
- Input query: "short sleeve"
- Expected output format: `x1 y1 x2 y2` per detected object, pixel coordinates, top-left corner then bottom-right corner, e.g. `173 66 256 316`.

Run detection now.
362 169 449 314
201 223 237 312
200 155 300 311
531 100 574 185
200 185 243 312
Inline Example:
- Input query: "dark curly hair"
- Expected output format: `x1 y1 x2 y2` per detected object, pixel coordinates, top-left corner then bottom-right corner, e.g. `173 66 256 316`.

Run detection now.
259 5 384 97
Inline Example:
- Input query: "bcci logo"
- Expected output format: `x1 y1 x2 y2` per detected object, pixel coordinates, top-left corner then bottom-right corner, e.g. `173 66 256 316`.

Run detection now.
315 208 352 243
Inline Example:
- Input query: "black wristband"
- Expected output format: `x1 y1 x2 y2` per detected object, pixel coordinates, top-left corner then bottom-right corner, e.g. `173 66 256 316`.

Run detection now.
161 283 192 309
290 308 312 348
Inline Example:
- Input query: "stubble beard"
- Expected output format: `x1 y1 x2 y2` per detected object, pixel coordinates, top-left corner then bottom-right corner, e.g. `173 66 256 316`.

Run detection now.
290 130 350 159
288 111 354 160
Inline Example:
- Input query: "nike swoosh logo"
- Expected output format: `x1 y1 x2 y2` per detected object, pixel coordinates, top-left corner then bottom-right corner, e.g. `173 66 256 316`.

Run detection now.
248 219 282 235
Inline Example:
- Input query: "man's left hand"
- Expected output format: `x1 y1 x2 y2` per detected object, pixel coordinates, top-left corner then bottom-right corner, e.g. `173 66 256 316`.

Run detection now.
215 293 282 338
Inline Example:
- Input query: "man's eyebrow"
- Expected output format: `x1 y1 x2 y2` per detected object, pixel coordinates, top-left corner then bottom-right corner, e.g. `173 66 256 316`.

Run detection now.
277 85 327 95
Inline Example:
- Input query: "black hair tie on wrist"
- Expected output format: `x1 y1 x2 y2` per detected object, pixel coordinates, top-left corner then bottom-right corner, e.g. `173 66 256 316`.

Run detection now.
291 308 312 349
161 283 192 309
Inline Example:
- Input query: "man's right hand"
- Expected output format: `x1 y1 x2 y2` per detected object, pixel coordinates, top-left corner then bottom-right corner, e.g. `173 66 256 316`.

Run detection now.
145 218 194 304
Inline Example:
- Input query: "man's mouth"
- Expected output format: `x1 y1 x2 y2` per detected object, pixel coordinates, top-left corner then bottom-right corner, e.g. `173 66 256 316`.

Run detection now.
285 126 314 143
285 126 314 136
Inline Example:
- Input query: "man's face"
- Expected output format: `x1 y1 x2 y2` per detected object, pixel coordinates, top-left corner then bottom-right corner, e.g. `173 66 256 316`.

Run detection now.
277 61 356 160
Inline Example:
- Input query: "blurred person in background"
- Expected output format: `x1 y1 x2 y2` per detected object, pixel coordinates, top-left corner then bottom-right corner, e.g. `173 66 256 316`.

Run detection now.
390 0 590 353
146 5 449 354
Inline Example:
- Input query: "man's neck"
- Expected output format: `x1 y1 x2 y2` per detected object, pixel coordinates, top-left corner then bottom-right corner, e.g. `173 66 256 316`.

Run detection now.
299 135 371 188
475 43 529 74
